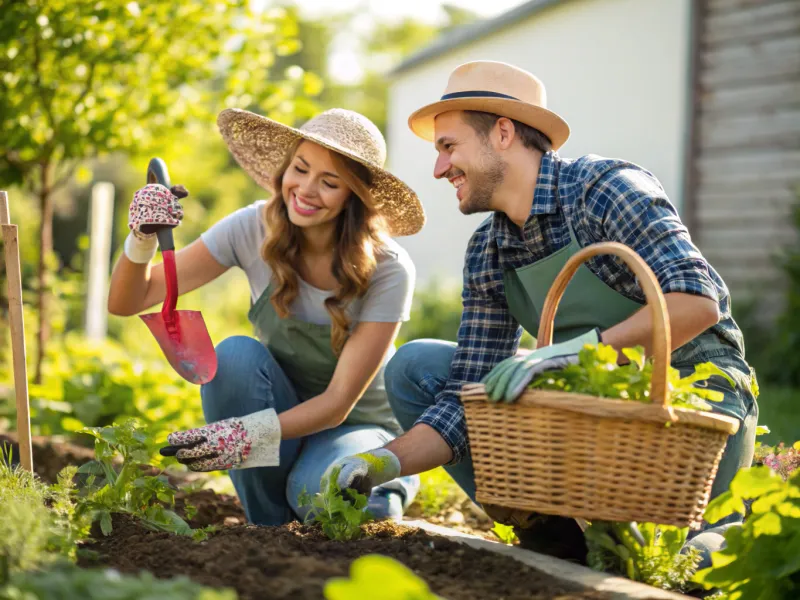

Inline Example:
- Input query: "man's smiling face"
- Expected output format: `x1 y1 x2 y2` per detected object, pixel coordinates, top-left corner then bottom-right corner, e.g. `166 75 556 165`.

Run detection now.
432 111 506 215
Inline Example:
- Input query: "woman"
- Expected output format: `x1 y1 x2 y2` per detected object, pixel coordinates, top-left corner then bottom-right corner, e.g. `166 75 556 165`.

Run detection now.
108 107 426 526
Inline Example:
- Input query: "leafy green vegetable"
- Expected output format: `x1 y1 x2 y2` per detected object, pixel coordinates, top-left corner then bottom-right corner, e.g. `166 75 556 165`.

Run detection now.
584 520 702 592
0 562 238 600
692 466 800 599
298 468 374 541
324 555 440 600
530 343 735 411
74 419 209 540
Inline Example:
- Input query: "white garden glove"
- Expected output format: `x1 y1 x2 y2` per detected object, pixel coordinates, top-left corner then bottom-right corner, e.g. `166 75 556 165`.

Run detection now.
482 328 601 403
159 408 281 472
321 448 401 498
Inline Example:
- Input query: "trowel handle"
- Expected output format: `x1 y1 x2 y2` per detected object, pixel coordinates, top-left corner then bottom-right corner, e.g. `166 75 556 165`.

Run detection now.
147 157 178 320
146 158 175 252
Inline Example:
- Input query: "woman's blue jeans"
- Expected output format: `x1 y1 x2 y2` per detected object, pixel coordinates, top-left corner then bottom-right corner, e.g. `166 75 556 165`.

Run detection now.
200 335 419 526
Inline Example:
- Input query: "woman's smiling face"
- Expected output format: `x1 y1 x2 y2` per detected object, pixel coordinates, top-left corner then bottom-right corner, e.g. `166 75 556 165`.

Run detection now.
282 140 352 228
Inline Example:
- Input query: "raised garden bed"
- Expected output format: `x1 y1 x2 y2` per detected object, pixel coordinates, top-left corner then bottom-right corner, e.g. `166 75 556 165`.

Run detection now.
1 429 646 600
77 507 616 600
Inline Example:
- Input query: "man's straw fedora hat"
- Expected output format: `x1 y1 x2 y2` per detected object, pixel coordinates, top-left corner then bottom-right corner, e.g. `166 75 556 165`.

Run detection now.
408 60 570 150
217 107 425 237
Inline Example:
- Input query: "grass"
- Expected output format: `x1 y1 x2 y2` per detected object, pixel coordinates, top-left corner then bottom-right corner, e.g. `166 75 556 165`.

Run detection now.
410 467 466 518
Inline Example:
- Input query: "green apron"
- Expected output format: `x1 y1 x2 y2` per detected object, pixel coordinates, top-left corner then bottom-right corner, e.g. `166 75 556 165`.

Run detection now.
247 282 403 436
503 215 642 344
499 170 751 384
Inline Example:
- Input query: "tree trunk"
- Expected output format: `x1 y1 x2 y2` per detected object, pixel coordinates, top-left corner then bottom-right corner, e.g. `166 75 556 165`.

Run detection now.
35 163 53 385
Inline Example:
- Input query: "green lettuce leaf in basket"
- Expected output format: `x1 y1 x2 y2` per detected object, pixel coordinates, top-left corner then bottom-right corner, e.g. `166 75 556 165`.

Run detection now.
529 343 736 412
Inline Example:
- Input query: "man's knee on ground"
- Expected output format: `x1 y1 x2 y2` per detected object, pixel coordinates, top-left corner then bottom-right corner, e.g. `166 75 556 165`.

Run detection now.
385 338 453 392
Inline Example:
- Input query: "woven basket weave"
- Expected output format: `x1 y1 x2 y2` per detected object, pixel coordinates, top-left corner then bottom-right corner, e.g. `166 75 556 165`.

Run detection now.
461 242 740 529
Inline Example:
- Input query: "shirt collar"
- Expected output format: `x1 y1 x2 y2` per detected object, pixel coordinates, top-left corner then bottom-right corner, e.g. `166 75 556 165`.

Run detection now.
491 151 560 250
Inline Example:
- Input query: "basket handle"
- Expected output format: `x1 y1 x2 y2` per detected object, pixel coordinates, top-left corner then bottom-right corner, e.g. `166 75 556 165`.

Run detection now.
535 242 671 408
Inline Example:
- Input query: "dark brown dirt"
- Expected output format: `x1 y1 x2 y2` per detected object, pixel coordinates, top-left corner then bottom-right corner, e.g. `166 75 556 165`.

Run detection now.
174 488 246 528
78 510 615 600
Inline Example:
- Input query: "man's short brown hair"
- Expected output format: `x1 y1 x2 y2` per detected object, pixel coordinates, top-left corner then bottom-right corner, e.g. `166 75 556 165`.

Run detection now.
462 110 552 153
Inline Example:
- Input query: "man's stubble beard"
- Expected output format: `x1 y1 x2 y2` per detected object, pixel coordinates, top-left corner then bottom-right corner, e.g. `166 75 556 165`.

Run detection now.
460 146 506 216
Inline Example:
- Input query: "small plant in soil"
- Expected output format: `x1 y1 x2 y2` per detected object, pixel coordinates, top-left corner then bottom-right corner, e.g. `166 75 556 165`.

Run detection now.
297 466 374 541
583 520 702 592
74 419 209 540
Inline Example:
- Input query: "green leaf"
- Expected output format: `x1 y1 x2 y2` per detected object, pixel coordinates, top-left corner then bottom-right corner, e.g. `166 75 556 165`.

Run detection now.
99 511 113 536
703 490 745 524
730 466 784 500
749 511 783 537
76 460 104 476
621 347 644 370
324 555 438 600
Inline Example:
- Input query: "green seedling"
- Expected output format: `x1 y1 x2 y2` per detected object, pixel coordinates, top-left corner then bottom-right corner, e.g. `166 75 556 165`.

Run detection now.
584 520 702 592
298 467 374 541
75 419 209 540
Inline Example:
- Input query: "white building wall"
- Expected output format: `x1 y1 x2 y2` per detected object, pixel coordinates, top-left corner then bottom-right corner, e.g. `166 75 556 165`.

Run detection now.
387 0 692 287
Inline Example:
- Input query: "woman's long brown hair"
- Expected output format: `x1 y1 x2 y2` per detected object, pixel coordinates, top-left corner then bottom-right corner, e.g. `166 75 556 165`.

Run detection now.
261 139 389 355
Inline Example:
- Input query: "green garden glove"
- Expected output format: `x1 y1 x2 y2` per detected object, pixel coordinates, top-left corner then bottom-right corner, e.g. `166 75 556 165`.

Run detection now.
482 328 601 403
321 448 401 498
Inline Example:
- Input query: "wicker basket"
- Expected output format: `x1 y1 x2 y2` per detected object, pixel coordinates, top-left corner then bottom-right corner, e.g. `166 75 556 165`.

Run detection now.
461 242 740 529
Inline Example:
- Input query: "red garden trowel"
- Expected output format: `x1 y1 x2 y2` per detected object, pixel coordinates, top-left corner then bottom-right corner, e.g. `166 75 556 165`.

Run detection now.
139 158 218 385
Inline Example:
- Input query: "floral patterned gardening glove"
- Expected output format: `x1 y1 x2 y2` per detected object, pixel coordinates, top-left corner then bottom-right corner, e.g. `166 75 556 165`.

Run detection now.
159 408 281 472
128 183 187 239
320 448 401 498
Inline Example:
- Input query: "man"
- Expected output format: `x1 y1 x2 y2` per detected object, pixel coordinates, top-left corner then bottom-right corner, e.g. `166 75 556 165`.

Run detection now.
321 61 759 564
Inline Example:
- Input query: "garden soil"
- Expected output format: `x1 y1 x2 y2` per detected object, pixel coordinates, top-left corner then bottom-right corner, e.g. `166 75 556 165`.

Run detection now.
9 432 620 600
78 510 615 600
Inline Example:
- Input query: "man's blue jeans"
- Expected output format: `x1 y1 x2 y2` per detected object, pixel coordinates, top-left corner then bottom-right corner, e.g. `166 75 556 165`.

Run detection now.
384 338 758 563
200 335 420 526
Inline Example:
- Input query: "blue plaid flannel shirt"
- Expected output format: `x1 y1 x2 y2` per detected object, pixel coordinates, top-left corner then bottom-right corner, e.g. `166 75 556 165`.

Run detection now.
416 151 744 465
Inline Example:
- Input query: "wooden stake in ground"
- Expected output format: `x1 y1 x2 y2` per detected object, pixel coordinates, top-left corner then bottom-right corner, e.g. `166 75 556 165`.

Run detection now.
0 191 33 473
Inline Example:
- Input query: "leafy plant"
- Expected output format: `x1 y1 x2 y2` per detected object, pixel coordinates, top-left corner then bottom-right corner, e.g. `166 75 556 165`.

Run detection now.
584 520 702 592
693 466 800 599
74 419 207 540
0 562 238 600
0 448 88 584
530 344 735 411
324 554 440 600
490 522 518 545
297 467 374 541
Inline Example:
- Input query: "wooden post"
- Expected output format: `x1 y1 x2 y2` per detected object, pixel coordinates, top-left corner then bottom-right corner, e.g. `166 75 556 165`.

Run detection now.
0 191 33 473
